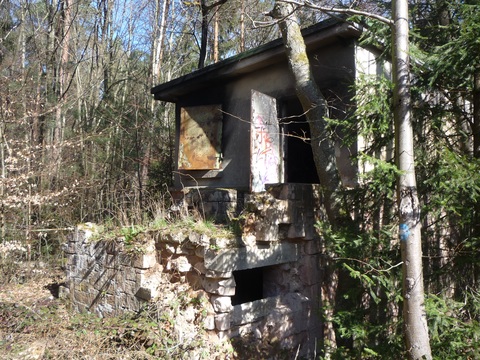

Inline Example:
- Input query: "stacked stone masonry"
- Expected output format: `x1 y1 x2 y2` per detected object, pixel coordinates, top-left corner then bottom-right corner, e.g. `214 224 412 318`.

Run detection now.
62 184 325 357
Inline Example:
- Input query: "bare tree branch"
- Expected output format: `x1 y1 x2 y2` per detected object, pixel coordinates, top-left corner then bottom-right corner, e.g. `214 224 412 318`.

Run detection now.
281 0 393 26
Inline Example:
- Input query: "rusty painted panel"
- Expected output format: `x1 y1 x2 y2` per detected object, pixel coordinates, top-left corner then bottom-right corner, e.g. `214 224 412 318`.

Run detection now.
250 90 281 192
179 105 222 170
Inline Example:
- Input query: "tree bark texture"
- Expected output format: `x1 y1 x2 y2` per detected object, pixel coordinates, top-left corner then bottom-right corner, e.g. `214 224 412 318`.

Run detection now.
271 2 343 356
53 0 72 178
392 0 432 358
472 66 480 286
213 9 219 63
473 68 480 158
100 0 113 97
152 0 170 87
198 0 228 69
271 1 342 226
240 0 245 52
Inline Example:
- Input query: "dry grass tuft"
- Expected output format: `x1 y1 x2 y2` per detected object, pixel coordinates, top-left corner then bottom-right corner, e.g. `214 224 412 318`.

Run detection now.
0 263 237 360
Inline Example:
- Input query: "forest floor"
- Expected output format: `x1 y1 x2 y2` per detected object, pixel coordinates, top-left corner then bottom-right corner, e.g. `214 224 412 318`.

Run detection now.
0 261 275 360
0 261 148 360
0 263 71 359
0 261 228 360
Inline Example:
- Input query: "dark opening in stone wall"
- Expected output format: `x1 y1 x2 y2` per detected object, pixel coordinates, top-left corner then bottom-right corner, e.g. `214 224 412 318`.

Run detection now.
231 267 263 305
231 264 288 305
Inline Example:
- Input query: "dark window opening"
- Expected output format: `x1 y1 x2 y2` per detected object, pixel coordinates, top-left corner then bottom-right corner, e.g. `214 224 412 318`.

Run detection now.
231 265 286 305
281 98 320 184
231 267 263 305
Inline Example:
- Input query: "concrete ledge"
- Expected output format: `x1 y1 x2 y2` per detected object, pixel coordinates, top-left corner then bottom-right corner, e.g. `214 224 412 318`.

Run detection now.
204 243 299 272
231 292 309 326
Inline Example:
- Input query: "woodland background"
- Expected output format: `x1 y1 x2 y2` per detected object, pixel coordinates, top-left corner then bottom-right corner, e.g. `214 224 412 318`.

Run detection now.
1 0 480 358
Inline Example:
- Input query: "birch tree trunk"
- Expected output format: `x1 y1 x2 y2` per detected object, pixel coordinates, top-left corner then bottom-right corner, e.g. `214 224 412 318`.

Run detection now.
392 0 432 358
472 65 480 287
151 0 170 87
473 68 480 159
239 0 245 52
213 9 219 63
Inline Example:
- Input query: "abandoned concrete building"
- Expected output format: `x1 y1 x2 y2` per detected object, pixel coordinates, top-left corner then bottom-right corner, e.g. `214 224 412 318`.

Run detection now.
62 18 385 357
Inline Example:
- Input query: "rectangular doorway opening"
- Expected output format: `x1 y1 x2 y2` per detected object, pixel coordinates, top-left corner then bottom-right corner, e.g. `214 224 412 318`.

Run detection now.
281 97 320 184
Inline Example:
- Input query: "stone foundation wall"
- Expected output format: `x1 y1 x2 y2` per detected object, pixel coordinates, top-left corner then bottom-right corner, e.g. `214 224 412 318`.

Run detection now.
171 188 244 223
62 184 325 357
62 225 161 315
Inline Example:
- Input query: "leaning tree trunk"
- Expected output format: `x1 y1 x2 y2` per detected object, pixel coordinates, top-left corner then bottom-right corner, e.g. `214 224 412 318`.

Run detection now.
270 2 344 356
270 1 341 224
392 0 432 358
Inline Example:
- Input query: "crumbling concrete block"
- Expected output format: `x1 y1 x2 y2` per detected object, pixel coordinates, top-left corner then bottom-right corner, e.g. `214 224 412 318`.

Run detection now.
172 256 192 273
215 313 231 331
210 295 233 313
63 184 324 357
202 277 236 296
132 252 157 269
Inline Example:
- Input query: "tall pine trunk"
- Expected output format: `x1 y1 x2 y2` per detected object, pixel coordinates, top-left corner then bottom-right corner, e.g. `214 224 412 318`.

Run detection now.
197 0 227 69
53 0 72 180
392 0 432 358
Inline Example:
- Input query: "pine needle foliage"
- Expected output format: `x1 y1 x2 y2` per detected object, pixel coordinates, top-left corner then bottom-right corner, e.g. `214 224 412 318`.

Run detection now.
318 6 480 356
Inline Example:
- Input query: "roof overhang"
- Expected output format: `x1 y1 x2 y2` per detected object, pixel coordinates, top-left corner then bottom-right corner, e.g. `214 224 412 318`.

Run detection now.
151 19 361 103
